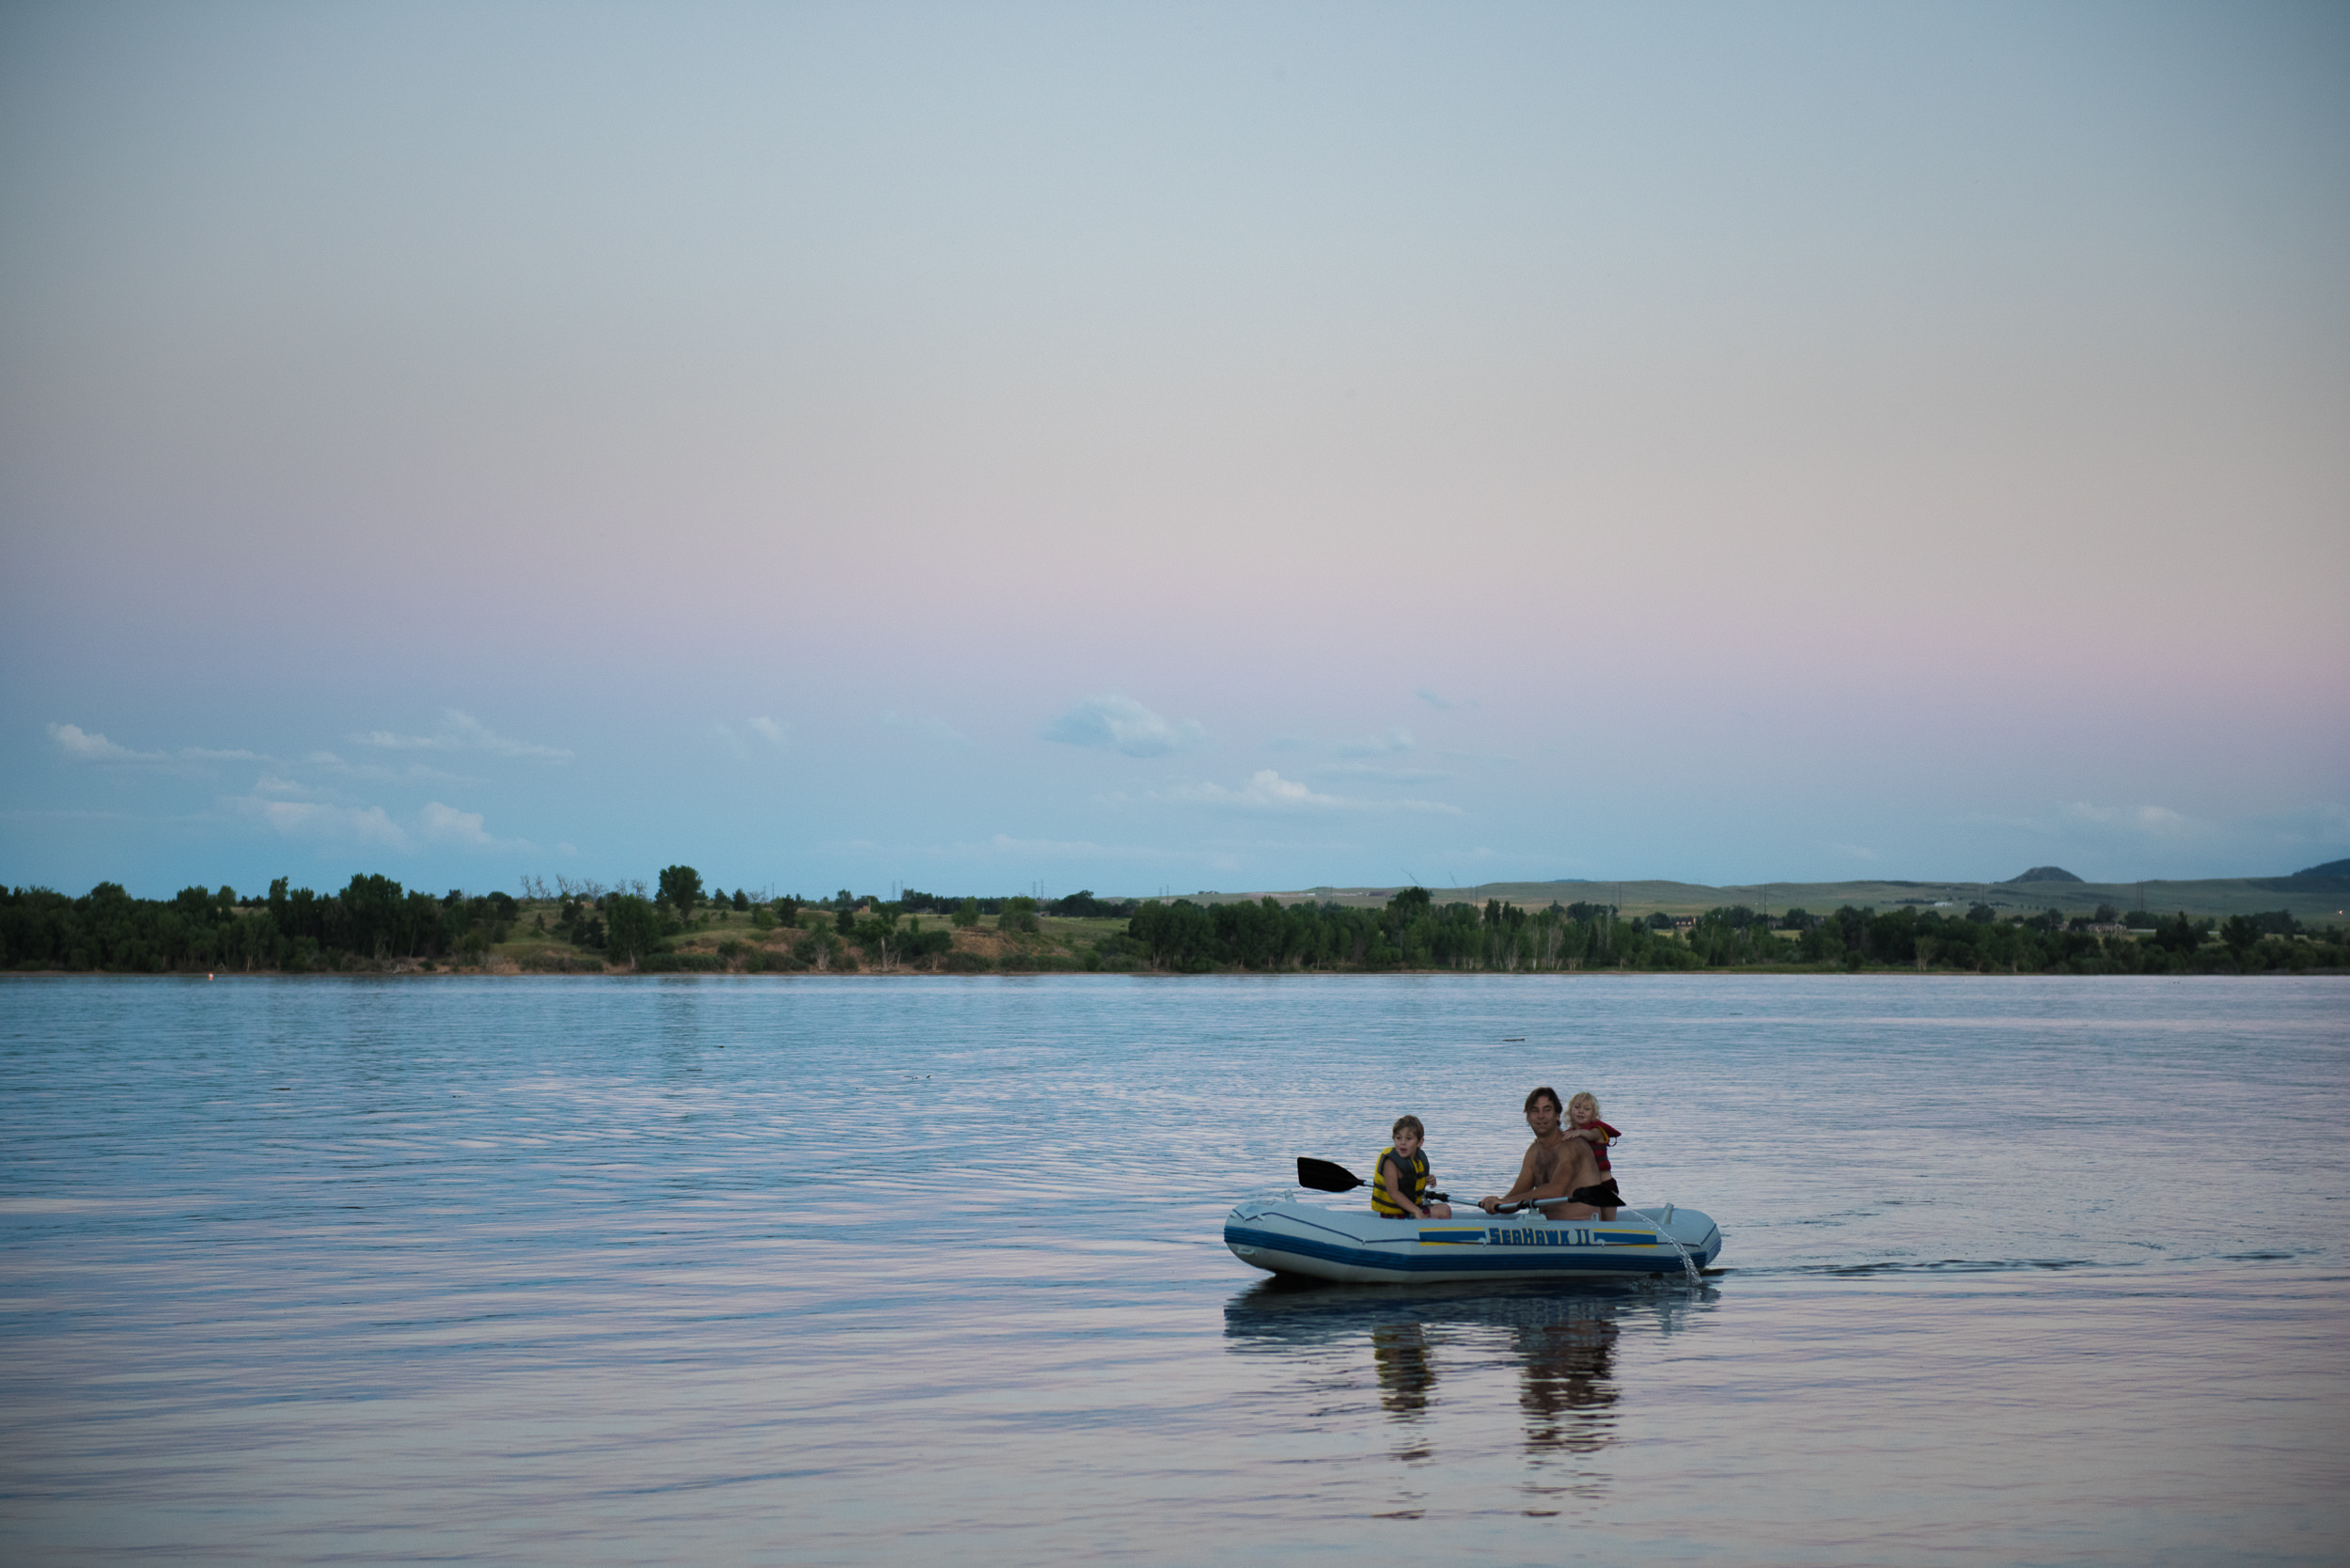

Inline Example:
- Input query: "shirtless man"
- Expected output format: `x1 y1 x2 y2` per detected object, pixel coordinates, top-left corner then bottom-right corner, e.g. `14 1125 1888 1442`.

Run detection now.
1478 1086 1605 1221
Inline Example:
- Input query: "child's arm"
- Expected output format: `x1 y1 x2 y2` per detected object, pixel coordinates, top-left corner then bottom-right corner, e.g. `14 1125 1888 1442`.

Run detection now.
1379 1156 1423 1218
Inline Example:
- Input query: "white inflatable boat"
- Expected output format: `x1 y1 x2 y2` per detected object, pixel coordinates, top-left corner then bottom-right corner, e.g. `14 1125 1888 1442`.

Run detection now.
1224 1197 1723 1284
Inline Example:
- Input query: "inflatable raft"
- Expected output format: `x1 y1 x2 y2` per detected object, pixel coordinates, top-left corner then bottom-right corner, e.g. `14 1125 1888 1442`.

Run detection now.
1224 1197 1722 1284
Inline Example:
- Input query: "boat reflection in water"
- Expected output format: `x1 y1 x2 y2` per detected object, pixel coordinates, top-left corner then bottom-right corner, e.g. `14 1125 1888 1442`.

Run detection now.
1224 1277 1714 1514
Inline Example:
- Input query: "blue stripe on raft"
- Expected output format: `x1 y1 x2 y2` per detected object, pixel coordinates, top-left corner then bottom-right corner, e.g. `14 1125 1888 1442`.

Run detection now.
1225 1224 1691 1276
1417 1229 1488 1245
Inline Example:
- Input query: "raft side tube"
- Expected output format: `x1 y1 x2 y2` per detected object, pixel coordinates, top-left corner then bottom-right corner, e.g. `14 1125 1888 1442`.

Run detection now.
1223 1198 1722 1283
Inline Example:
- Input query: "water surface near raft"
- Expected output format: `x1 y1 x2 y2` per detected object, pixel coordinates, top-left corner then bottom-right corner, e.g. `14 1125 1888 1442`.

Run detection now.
2 975 2343 1563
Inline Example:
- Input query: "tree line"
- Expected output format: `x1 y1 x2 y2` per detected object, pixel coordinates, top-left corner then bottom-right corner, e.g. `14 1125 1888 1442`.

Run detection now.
0 878 520 973
1120 889 2345 975
3 872 2341 976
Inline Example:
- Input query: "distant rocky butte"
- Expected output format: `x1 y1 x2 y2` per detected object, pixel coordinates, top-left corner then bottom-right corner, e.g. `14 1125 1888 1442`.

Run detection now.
2006 866 2085 884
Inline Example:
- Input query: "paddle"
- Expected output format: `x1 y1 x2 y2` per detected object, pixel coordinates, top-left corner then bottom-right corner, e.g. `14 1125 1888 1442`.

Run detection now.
1296 1156 1364 1193
1295 1157 1447 1202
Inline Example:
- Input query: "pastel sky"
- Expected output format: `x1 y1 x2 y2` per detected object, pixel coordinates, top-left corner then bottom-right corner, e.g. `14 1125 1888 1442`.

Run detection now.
5 2 2345 901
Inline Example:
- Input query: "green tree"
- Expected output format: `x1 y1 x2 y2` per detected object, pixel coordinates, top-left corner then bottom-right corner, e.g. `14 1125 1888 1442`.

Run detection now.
2218 914 2263 964
852 909 900 968
952 897 980 928
999 896 1039 933
658 866 704 921
606 894 666 965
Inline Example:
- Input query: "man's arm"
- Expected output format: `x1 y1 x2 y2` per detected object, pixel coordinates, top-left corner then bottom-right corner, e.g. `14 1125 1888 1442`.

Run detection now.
1480 1145 1546 1213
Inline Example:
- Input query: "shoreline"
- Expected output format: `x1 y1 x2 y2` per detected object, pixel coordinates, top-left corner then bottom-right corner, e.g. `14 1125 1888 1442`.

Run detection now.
9 965 2345 980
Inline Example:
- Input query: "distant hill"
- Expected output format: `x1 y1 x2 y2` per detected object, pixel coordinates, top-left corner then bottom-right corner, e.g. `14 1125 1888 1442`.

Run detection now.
2006 866 2084 884
2292 858 2350 880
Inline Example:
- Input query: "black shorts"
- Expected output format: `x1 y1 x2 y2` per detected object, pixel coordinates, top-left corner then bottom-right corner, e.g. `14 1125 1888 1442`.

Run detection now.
1569 1179 1622 1207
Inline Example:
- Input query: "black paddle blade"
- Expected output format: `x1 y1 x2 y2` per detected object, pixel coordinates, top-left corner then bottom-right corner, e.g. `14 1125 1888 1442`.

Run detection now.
1296 1156 1364 1193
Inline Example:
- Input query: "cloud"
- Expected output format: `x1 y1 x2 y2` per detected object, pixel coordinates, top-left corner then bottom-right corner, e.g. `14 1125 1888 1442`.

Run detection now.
304 750 478 785
1150 770 1461 815
237 795 411 849
1042 695 1204 758
420 801 532 852
1417 688 1479 712
354 710 571 760
1335 726 1415 758
228 792 527 854
47 723 164 762
1831 842 1881 861
747 716 788 748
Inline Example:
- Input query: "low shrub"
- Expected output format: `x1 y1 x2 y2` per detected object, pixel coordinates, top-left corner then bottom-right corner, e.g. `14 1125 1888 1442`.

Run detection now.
997 951 1084 973
639 951 726 973
522 951 607 974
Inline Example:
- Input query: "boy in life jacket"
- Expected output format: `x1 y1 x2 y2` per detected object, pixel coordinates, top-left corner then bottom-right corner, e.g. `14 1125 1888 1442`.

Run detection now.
1372 1115 1452 1219
1564 1091 1622 1219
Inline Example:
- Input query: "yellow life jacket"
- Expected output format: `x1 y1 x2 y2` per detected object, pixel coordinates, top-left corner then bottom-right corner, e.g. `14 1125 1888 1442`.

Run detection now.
1370 1144 1432 1216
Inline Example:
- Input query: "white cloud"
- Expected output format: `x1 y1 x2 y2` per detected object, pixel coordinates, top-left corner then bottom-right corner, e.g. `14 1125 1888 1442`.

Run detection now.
237 795 411 849
304 750 478 785
1042 695 1205 758
747 716 788 748
420 802 494 846
228 792 526 854
1831 842 1881 862
417 801 533 852
47 723 164 762
1417 688 1479 712
1150 770 1461 815
1335 726 1416 758
354 709 571 760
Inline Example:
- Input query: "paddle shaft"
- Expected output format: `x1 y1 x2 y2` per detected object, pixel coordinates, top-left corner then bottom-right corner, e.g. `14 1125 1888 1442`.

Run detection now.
1295 1156 1445 1203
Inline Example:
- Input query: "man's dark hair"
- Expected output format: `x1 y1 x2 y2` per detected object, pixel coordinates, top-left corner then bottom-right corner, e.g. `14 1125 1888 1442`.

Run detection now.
1525 1086 1561 1114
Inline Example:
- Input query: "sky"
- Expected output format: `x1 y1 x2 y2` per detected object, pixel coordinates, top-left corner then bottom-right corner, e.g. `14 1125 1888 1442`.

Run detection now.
4 0 2346 902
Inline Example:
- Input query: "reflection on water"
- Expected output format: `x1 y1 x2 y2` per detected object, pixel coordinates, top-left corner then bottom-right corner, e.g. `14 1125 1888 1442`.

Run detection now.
1369 1323 1435 1455
1226 1275 1713 1511
1514 1306 1618 1455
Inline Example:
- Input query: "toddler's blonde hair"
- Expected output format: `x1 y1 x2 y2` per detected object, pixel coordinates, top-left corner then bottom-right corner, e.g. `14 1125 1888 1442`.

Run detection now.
1567 1091 1600 1117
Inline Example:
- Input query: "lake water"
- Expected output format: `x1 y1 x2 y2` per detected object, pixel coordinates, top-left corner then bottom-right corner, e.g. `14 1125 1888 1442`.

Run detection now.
2 975 2344 1564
